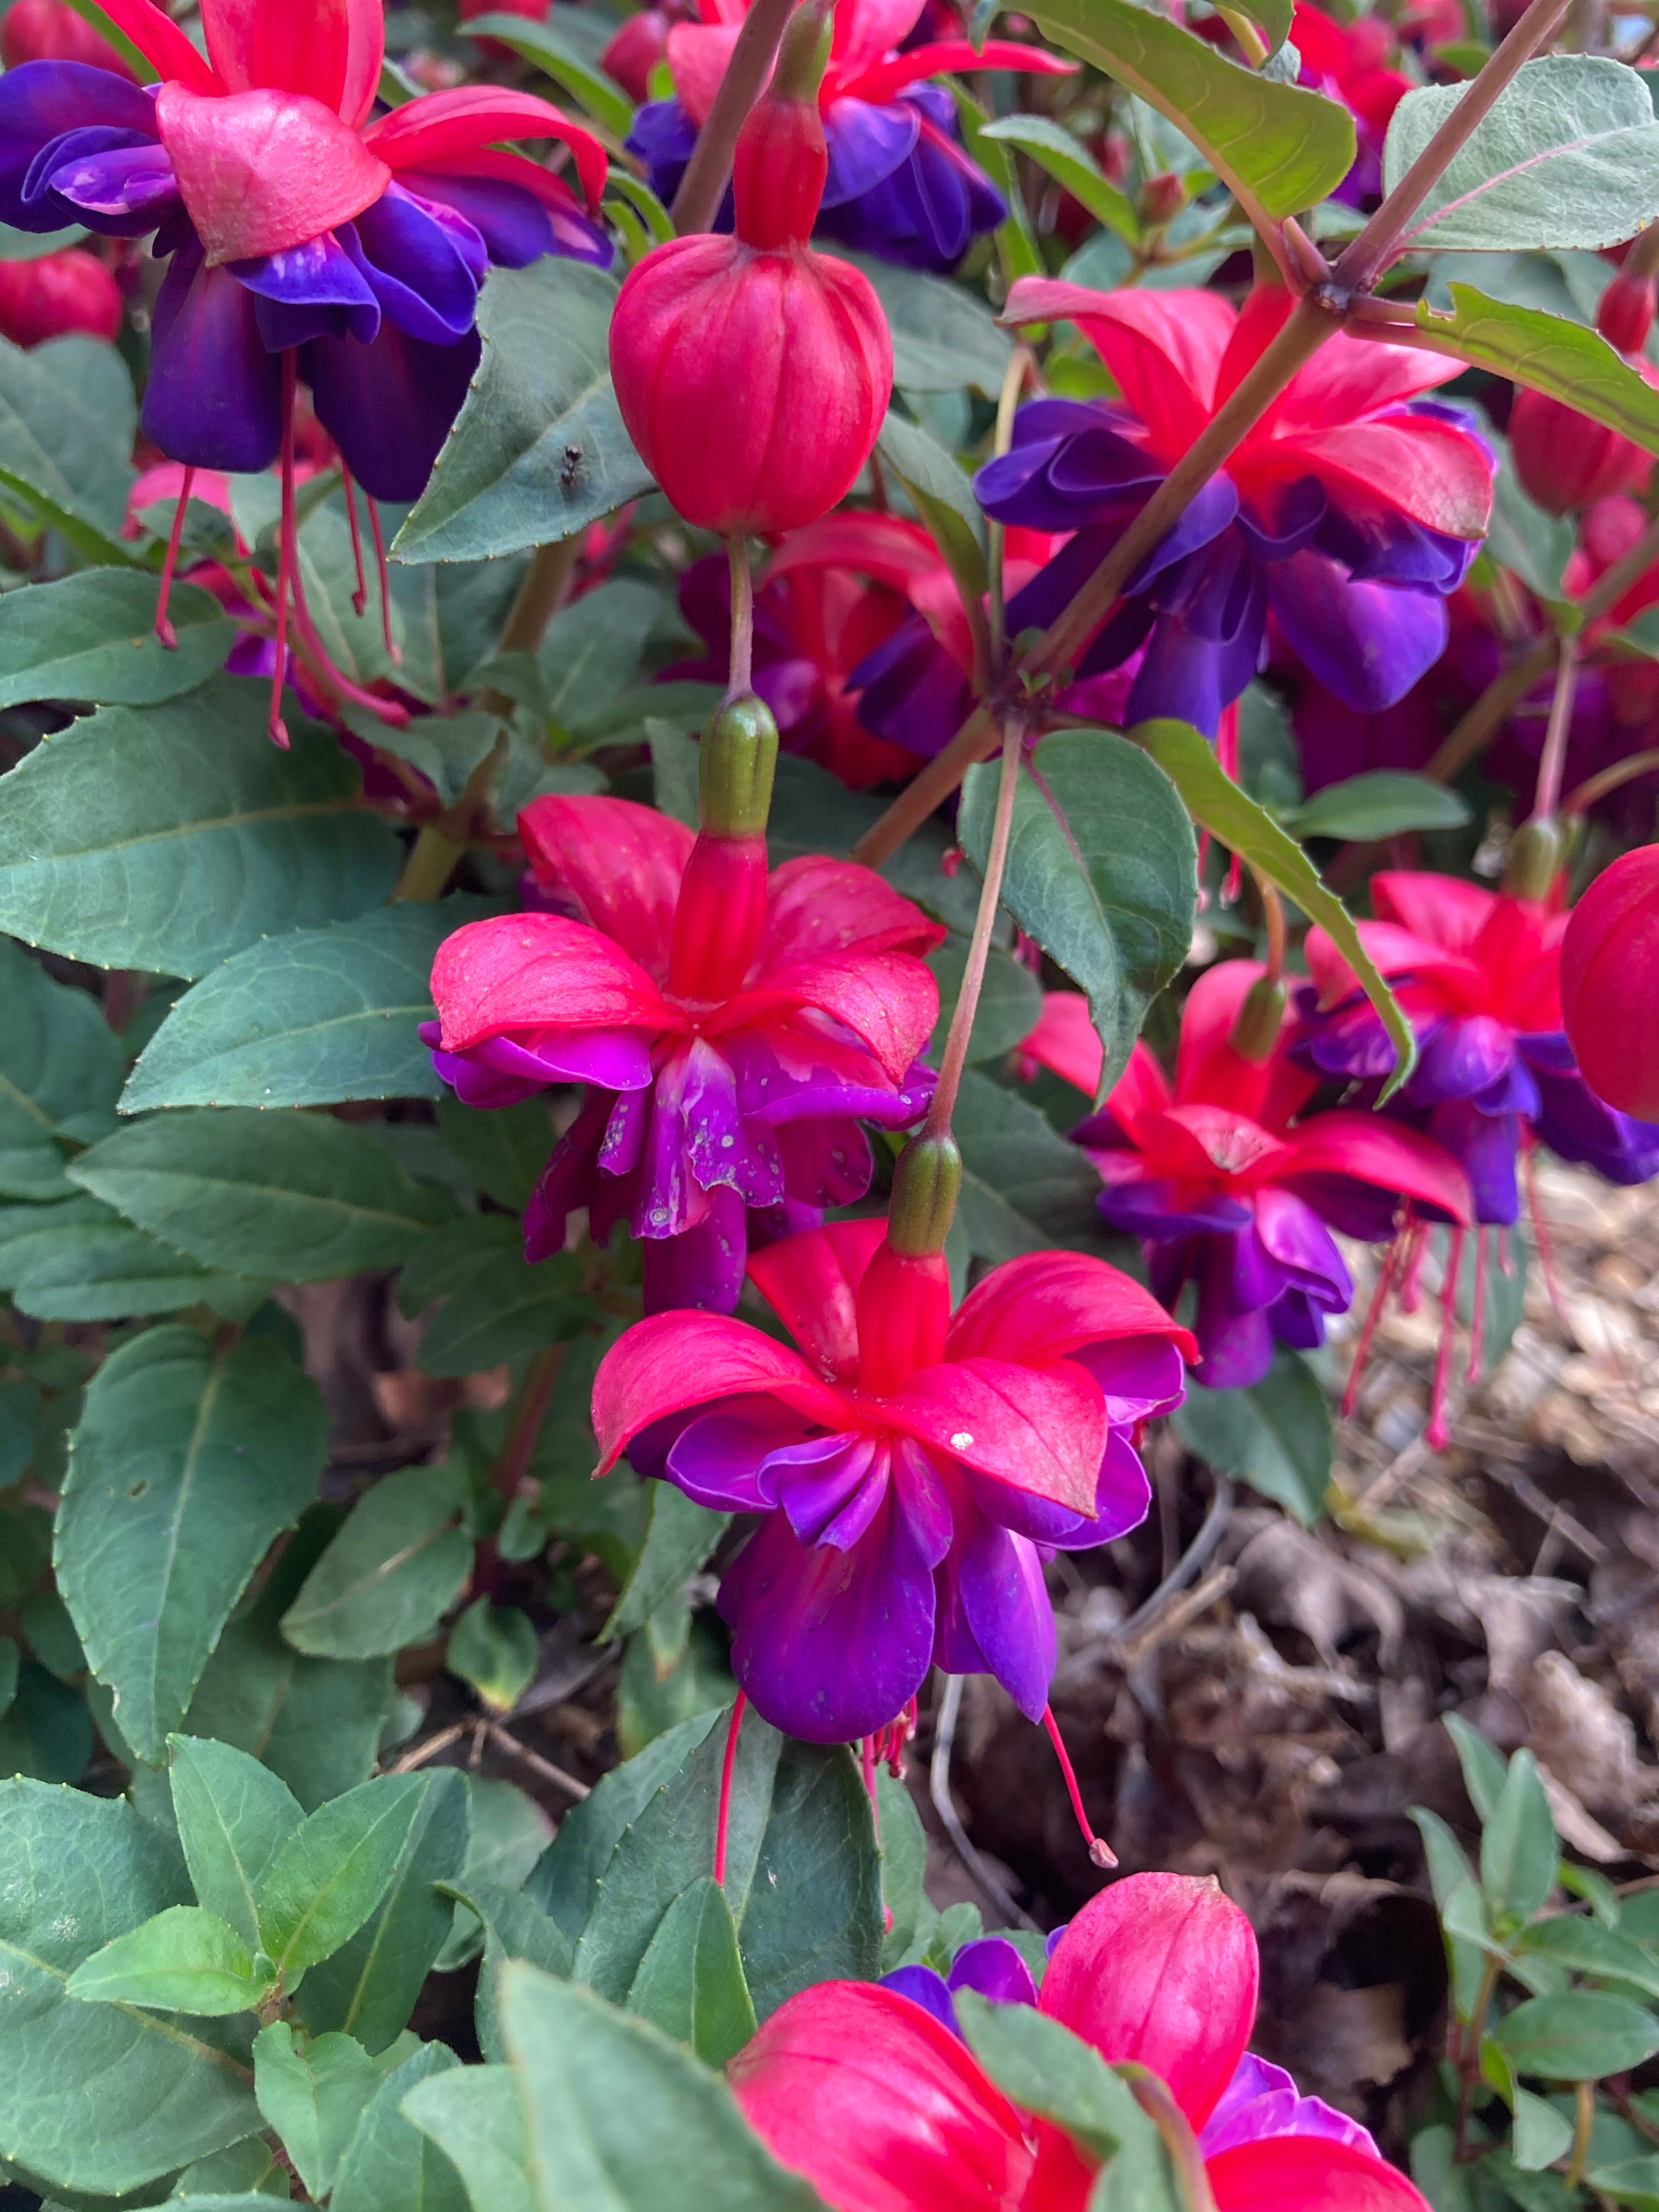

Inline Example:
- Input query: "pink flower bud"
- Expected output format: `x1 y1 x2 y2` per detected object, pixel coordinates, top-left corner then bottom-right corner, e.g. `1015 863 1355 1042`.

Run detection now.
1 0 132 73
1561 844 1659 1121
1040 1872 1259 2131
1139 170 1184 226
608 20 891 534
602 9 672 101
1508 383 1649 516
0 250 122 348
1598 269 1657 357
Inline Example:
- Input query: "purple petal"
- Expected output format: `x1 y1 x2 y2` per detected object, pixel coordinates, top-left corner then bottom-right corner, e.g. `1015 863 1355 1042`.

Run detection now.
641 1183 750 1313
1254 1186 1352 1311
1095 1172 1254 1240
1266 549 1449 715
947 1937 1039 2010
766 1432 888 1549
667 1400 817 1511
1528 1059 1659 1185
522 1093 609 1261
601 1084 651 1177
1201 2052 1379 2159
0 61 157 230
880 1965 962 2034
944 1510 1055 1723
820 94 919 206
680 1036 786 1210
1237 477 1325 561
236 232 381 350
1427 1099 1520 1227
848 613 974 760
1406 1013 1517 1106
774 1115 873 1210
303 318 480 504
1068 1336 1187 1425
144 241 284 475
40 127 176 234
342 184 484 347
400 170 555 268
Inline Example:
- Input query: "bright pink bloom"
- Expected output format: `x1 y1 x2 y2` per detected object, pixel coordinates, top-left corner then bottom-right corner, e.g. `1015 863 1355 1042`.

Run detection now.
425 795 943 1314
1562 845 1659 1121
609 26 891 534
730 1871 1431 2212
2 0 132 73
0 245 121 343
1290 2 1409 199
1041 966 1472 1389
602 8 678 100
591 1219 1193 1740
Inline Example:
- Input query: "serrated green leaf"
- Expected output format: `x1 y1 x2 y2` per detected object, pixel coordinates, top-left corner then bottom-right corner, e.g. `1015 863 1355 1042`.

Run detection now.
0 680 401 977
1517 1917 1659 1999
0 1194 263 1323
1173 1347 1332 1524
168 1735 305 1955
253 2023 379 2202
1283 774 1471 843
950 1066 1111 1266
71 1108 455 1280
980 112 1141 242
874 410 988 629
1135 718 1417 1096
625 1875 757 2068
331 2040 468 2212
123 900 499 1112
1419 285 1659 459
67 1905 269 2017
0 571 232 709
1386 58 1659 254
56 1327 326 1764
0 332 137 561
0 940 122 1199
281 1467 473 1661
257 1774 428 1975
528 1711 720 1942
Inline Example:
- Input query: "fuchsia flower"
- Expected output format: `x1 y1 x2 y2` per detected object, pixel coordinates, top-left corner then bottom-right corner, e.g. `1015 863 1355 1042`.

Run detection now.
591 1217 1193 1742
1289 2 1410 203
730 1871 1431 2212
628 0 1071 273
1562 846 1659 1123
1026 966 1473 1391
424 793 943 1314
975 284 1494 736
0 244 121 343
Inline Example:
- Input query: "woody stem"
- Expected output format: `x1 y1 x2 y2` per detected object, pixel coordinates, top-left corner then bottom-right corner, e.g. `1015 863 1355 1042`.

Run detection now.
727 533 754 698
1531 633 1579 820
922 713 1023 1144
672 0 802 234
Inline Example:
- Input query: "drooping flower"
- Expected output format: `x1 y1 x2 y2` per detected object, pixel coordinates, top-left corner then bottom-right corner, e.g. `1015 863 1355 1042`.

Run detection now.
0 244 121 343
1025 966 1473 1390
1561 845 1659 1122
0 0 608 496
974 284 1495 737
609 2 891 535
591 1216 1192 1743
730 1871 1431 2212
424 788 943 1314
627 0 1071 273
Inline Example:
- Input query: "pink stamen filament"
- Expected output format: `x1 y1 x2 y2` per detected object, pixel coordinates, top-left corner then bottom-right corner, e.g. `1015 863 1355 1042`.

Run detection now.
1466 1224 1488 1384
1426 1224 1463 1449
270 354 298 747
713 1689 746 1888
1522 1139 1568 1327
1343 1228 1404 1419
154 462 195 650
341 465 369 617
368 496 400 667
1042 1703 1116 1869
1397 1218 1429 1314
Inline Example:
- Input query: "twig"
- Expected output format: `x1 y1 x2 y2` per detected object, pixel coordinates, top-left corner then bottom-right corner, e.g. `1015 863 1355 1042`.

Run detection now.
929 1674 1040 1931
1116 1565 1238 1669
670 0 799 234
391 1720 471 1773
484 1722 592 1800
1532 633 1579 821
923 714 1023 1141
1113 1476 1236 1647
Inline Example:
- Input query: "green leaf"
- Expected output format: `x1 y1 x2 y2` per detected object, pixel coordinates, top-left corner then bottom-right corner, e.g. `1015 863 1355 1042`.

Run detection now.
1512 2087 1576 2172
281 1466 473 1660
1385 58 1659 254
929 938 1044 1067
573 1705 882 2023
822 250 1011 396
980 113 1141 243
448 1597 539 1715
396 261 651 562
66 1905 270 2017
650 720 703 831
0 1633 16 1723
0 332 137 561
1173 1348 1332 1525
1518 1918 1659 2000
961 730 1197 1098
1026 0 1354 227
404 1962 829 2212
528 1711 721 1942
1283 774 1471 843
874 409 988 613
1481 1749 1558 1923
625 1875 757 2069
1485 443 1577 602
71 1108 455 1280
172 2131 293 2197
1494 1991 1659 2079
256 1773 428 1974
168 1735 305 1955
0 571 232 709
296 1768 471 2054
332 2040 469 2212
123 900 498 1113
0 1656 92 1782
436 1094 554 1212
0 1781 260 2193
447 1881 575 2061
179 1510 396 1812
253 2023 379 2203
1135 718 1417 1096
1411 1805 1493 2020
402 1216 591 1377
0 680 401 978
1590 2157 1659 2211
605 1481 730 1644
0 939 122 1199
465 10 635 133
876 1767 929 1971
539 577 667 731
950 1067 1113 1265
1419 285 1659 459
0 1194 264 1323
1443 1712 1509 1825
55 1326 327 1764
433 1781 555 1971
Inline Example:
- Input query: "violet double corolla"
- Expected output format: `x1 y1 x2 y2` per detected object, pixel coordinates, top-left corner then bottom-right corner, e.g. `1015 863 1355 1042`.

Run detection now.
424 793 943 1316
975 284 1496 737
590 1216 1193 1745
0 0 608 499
1024 965 1474 1392
731 1870 1432 2212
627 0 1071 273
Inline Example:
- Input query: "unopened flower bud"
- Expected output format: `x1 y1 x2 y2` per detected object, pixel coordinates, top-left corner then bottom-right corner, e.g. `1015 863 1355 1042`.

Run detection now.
1502 814 1567 902
1 0 132 72
1598 268 1657 357
1225 975 1286 1063
601 8 670 100
1562 843 1659 1119
1139 170 1184 226
699 692 778 839
0 250 121 347
885 1133 962 1256
1509 385 1650 516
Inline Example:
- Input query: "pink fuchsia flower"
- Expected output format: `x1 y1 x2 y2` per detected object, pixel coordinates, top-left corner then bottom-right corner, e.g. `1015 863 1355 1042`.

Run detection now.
1290 2 1410 202
1029 966 1472 1391
610 7 891 536
0 244 121 343
976 284 1494 737
424 793 943 1314
627 0 1072 273
1562 845 1659 1122
590 1217 1193 1743
730 1871 1431 2212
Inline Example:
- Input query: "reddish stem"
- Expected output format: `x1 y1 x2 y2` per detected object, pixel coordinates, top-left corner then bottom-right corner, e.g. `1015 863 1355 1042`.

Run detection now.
342 466 369 618
1042 1703 1116 1869
154 462 195 650
270 353 298 747
368 496 400 667
714 1690 747 1886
